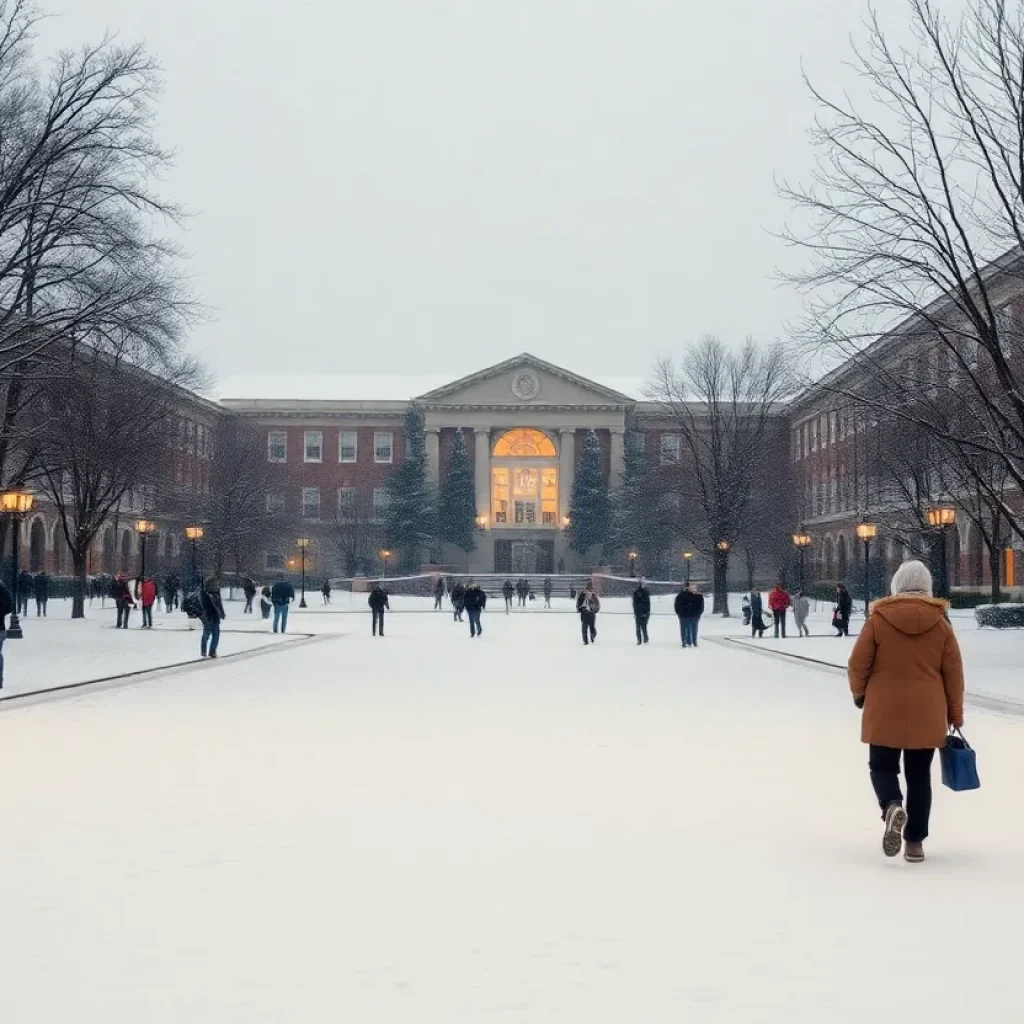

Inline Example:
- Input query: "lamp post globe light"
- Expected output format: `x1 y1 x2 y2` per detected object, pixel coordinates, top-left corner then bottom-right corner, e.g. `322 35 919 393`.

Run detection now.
1 488 34 640
184 525 204 588
628 551 638 577
683 551 693 585
135 518 156 583
926 505 956 600
296 538 310 609
855 522 877 619
380 549 391 578
792 532 812 589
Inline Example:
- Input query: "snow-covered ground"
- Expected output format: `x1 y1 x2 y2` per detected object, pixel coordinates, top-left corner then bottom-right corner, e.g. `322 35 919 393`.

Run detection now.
1 601 1022 1021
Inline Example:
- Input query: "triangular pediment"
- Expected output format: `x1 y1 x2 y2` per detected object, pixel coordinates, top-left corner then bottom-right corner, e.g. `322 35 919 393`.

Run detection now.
416 353 633 407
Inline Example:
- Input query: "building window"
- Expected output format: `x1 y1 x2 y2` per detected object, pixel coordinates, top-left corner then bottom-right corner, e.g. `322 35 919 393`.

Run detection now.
265 552 285 572
810 419 818 451
660 433 681 464
304 430 323 463
302 487 320 520
268 430 287 463
374 431 394 463
339 430 358 463
266 491 285 514
337 486 356 518
373 487 390 520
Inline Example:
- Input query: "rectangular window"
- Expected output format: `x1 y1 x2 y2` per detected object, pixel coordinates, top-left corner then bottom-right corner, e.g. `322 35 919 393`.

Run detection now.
337 486 356 517
268 430 287 463
660 433 680 465
302 486 320 521
338 430 358 463
541 467 558 525
374 431 394 464
265 491 285 514
304 430 323 463
492 467 510 524
265 552 285 572
373 487 390 520
514 500 537 525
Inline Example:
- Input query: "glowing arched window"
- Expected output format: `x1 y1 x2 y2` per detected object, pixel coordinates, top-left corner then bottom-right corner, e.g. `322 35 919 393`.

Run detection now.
493 429 556 458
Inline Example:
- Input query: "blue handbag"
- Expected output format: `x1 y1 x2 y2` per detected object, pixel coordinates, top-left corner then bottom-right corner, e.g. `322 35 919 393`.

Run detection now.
940 728 980 792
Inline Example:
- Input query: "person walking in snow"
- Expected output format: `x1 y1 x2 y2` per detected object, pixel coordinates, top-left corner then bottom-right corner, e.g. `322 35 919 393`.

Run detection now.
749 590 767 639
741 593 752 626
675 583 704 647
368 581 389 636
270 577 295 634
502 579 514 613
321 579 332 605
632 576 651 645
33 572 49 617
242 577 257 614
16 569 31 617
576 582 600 645
113 573 135 629
848 560 965 864
259 584 272 620
464 580 487 637
163 576 176 613
835 583 853 637
542 577 552 608
434 576 445 610
792 589 810 637
199 577 226 657
139 576 157 628
768 582 791 639
450 581 466 621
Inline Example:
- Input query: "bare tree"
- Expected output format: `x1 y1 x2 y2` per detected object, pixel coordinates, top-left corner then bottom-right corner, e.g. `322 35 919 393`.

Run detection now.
646 337 796 614
781 0 1024 543
327 492 384 577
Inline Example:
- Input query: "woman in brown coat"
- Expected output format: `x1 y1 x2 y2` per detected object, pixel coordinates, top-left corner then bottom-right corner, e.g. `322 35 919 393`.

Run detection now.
848 560 965 863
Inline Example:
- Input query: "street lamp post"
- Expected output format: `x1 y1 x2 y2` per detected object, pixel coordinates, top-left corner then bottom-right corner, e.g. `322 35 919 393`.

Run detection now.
926 505 956 600
184 525 204 588
856 522 877 619
1 488 34 640
792 533 812 589
135 518 156 583
380 549 391 578
715 541 730 616
683 551 693 585
628 551 638 577
296 537 310 608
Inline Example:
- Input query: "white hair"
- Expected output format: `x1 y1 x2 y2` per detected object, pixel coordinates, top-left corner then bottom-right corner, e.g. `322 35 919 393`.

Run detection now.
890 559 933 597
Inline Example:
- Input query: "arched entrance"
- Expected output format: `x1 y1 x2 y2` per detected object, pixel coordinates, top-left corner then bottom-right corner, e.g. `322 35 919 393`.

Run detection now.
29 518 45 572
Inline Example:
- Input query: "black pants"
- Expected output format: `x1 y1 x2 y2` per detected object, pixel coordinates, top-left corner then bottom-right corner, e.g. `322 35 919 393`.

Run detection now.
869 746 935 843
116 603 131 628
580 611 597 644
836 616 850 637
467 608 482 636
453 601 463 621
634 613 649 643
36 599 47 616
142 605 153 627
773 610 786 638
751 615 766 638
244 596 253 613
372 609 385 635
434 594 443 609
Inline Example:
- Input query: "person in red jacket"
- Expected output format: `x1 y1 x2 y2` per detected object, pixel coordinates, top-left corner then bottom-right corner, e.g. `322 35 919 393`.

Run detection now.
139 576 157 629
768 583 792 639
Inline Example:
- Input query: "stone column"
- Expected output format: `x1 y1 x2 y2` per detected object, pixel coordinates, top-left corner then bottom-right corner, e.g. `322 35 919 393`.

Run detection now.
559 428 576 524
609 427 625 491
474 428 490 523
425 427 440 487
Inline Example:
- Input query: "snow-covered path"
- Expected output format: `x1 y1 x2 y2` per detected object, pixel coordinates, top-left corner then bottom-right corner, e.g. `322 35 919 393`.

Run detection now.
2 608 1022 1021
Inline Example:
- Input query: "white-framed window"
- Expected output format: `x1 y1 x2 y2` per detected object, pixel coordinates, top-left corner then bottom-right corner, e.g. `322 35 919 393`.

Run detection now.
338 430 358 463
373 487 390 520
268 430 287 463
337 486 356 517
304 430 323 463
659 433 681 465
302 487 321 521
265 491 285 514
265 552 285 572
374 431 394 464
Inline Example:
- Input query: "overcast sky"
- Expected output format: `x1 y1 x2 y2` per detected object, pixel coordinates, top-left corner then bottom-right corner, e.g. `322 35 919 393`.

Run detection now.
48 0 909 384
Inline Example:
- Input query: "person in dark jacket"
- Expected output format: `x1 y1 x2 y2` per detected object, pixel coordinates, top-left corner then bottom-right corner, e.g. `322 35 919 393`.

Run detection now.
542 577 553 608
434 576 445 610
749 590 767 639
0 576 12 687
502 579 514 613
162 576 176 613
835 583 853 637
675 583 705 647
517 577 530 607
33 572 49 616
463 580 487 637
16 569 31 617
199 577 226 657
576 583 601 645
113 573 135 629
242 577 257 614
259 584 272 619
368 582 389 636
450 581 466 621
270 578 295 633
321 579 332 605
632 576 651 645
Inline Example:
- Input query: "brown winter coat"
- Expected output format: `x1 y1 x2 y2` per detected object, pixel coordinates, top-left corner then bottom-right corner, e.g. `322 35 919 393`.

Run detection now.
848 595 965 750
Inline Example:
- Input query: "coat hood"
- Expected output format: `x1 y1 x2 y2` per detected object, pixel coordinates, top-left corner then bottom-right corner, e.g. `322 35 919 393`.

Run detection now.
870 594 949 635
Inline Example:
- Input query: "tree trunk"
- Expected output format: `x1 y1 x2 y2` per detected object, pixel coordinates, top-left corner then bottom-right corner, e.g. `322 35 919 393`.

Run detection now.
72 549 88 618
988 541 1002 605
713 551 731 616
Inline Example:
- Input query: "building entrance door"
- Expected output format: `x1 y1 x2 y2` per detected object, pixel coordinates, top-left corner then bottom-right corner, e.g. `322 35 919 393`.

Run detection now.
511 542 537 575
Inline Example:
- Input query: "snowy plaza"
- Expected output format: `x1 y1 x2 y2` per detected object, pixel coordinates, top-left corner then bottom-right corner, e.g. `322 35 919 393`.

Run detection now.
2 595 1023 1022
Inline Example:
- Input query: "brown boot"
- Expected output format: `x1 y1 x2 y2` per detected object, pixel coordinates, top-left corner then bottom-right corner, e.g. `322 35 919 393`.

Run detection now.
904 841 925 863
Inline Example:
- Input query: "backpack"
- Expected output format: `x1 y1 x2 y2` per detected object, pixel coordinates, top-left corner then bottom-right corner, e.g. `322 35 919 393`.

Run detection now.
181 590 202 619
